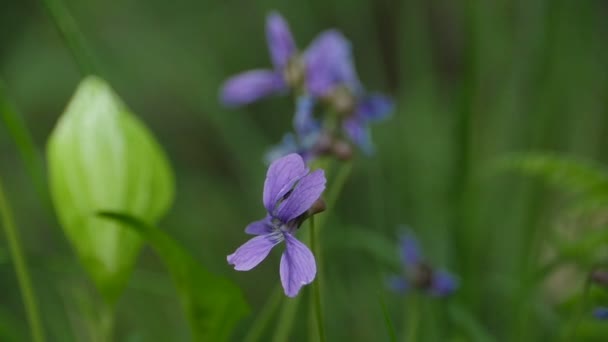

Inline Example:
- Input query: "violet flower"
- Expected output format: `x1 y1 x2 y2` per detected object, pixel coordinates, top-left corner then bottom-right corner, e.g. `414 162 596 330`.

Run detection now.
301 31 394 154
227 153 326 297
594 307 608 320
388 232 458 297
220 12 296 106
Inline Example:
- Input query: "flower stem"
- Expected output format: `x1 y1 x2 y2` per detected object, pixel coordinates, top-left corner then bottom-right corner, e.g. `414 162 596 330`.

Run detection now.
268 162 351 341
309 216 326 342
39 0 99 75
402 294 420 342
243 285 283 342
379 293 397 342
0 176 46 342
271 295 302 342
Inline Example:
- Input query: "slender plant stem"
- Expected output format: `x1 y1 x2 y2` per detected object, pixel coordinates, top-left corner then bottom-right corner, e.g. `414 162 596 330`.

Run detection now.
309 217 326 342
243 285 283 342
0 81 49 208
39 0 98 75
271 295 302 342
0 176 46 342
268 161 352 341
402 294 420 342
379 293 397 342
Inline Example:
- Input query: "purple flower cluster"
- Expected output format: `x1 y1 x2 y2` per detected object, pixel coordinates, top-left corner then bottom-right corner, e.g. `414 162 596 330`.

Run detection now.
227 153 326 297
388 232 458 297
220 11 393 162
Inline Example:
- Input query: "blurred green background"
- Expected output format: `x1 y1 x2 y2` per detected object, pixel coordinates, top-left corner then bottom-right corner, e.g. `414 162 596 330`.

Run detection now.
1 0 608 341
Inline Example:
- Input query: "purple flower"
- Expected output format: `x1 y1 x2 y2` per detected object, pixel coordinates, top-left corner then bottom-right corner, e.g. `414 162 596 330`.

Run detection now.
343 94 394 154
388 232 458 298
220 12 296 106
593 307 608 320
304 30 362 97
227 153 326 297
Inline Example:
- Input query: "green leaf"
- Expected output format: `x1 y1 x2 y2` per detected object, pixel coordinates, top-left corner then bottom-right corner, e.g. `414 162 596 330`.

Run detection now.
98 211 249 342
47 76 174 302
496 152 608 200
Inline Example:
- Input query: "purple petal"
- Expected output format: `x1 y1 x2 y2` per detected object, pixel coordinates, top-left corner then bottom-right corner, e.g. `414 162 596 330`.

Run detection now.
593 307 608 320
293 95 319 137
387 275 408 294
304 30 361 97
266 12 297 69
356 94 394 121
263 153 309 212
343 117 374 155
275 169 326 222
428 270 458 297
227 233 283 271
220 70 286 106
400 234 422 267
245 216 273 235
280 233 316 297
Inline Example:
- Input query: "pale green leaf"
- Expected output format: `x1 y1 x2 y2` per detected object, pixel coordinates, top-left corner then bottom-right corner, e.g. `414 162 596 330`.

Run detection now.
47 76 174 302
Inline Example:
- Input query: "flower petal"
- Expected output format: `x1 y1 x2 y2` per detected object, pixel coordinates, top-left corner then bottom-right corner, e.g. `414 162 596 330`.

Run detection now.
280 233 316 297
263 153 309 213
356 94 394 122
343 116 374 155
244 216 273 235
220 70 286 106
275 169 326 222
227 233 283 271
304 30 361 97
428 270 458 297
266 12 297 69
400 233 422 267
293 95 319 137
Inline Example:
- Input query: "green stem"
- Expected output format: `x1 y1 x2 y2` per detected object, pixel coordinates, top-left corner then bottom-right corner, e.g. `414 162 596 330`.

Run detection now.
0 176 46 342
271 295 302 342
379 293 397 342
243 285 283 342
269 162 352 341
39 0 98 75
0 81 49 208
309 217 326 342
402 294 420 342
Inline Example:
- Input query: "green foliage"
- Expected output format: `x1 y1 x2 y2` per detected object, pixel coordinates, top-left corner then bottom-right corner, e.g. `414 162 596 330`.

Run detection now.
46 76 175 302
98 211 249 342
497 152 608 202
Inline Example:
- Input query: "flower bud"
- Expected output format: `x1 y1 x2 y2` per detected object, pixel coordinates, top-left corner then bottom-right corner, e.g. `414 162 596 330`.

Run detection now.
331 139 353 161
328 86 356 114
307 198 327 216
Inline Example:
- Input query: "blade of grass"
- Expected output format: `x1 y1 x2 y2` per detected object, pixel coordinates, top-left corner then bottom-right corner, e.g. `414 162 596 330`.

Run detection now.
0 81 49 207
0 175 46 342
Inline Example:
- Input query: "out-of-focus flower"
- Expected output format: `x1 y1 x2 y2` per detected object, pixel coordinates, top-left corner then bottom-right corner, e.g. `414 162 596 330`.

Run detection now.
227 154 326 297
388 232 458 297
220 12 296 106
593 307 608 320
302 31 394 154
220 11 394 159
